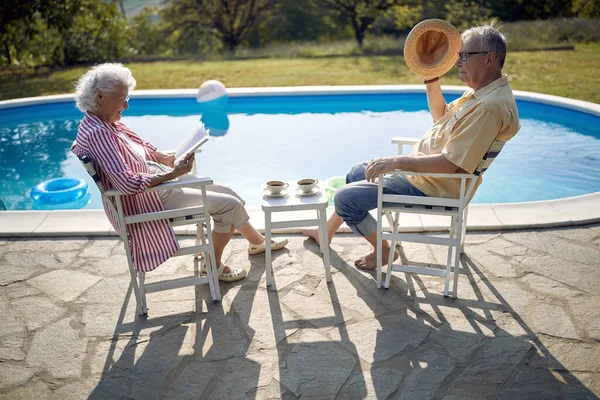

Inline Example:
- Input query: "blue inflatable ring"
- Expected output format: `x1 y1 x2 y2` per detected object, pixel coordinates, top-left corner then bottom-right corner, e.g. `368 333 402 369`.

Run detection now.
30 178 89 205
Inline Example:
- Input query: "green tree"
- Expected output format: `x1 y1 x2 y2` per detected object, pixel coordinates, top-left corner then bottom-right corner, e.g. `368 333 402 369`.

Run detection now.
444 0 492 30
259 0 346 43
130 6 165 55
0 1 42 64
0 0 132 67
163 0 278 54
318 0 405 47
572 0 600 18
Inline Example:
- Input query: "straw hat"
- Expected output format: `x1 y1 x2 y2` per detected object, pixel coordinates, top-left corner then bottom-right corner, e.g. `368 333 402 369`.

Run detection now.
404 19 461 78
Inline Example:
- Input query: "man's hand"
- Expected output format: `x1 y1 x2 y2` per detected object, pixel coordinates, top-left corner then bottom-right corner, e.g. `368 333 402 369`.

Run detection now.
365 156 399 182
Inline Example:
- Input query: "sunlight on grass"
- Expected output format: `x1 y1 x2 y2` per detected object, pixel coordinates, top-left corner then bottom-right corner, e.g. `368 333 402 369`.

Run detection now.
1 43 599 103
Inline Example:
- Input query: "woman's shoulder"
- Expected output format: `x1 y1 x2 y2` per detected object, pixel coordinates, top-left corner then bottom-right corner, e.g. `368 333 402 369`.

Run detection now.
79 114 111 137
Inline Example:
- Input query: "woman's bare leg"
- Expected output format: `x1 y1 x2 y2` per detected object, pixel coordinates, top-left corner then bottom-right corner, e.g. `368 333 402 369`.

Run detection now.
212 227 235 272
236 221 264 245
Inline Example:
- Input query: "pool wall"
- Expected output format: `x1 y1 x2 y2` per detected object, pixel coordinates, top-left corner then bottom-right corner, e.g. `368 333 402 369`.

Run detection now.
1 85 599 237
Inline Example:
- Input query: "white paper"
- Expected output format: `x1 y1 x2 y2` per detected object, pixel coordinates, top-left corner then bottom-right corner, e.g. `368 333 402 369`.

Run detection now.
174 122 210 160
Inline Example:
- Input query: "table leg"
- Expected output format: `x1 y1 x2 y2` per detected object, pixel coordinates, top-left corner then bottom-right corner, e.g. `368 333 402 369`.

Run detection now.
317 208 332 282
265 211 274 286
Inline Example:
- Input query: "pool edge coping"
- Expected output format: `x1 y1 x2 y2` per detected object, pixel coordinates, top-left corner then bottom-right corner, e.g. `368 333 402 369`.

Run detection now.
1 85 599 116
2 192 599 238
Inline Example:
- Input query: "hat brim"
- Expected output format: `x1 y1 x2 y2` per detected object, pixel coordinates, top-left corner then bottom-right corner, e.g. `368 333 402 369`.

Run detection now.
404 19 461 78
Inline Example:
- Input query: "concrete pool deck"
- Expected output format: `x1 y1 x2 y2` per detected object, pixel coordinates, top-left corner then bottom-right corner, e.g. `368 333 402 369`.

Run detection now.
1 226 599 398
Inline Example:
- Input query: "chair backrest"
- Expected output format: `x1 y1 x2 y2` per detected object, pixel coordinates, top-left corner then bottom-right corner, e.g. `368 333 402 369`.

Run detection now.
473 139 506 177
78 154 107 194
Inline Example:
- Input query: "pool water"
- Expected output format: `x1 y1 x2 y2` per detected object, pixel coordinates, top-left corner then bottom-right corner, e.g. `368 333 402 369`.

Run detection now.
1 93 599 210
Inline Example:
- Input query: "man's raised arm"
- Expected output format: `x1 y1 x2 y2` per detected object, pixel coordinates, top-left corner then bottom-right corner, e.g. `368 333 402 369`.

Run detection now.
424 77 447 123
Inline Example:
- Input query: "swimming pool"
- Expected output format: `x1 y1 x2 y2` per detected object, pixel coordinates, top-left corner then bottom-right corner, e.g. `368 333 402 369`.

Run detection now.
1 86 599 211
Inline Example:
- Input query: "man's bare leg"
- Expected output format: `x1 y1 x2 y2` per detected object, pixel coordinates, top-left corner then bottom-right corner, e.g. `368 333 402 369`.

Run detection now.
301 212 344 245
354 230 399 271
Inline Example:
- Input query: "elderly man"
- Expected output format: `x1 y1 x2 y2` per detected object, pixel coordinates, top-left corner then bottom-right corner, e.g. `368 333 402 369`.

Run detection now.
303 23 520 270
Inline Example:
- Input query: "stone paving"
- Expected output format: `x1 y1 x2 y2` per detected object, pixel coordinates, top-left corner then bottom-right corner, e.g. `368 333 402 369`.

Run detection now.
1 224 600 399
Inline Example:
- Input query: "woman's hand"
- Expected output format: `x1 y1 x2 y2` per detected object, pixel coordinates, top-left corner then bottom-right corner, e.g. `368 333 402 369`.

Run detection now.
162 154 176 168
153 151 176 168
172 152 194 177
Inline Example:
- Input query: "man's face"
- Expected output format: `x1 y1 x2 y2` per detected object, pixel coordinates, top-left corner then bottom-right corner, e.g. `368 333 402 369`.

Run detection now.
98 86 129 123
455 38 489 88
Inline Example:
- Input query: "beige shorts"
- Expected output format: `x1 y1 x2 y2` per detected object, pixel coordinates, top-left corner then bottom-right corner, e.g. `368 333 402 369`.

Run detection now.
147 162 249 233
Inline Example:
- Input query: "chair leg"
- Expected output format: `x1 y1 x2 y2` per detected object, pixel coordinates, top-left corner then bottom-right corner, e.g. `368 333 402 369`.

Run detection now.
452 215 464 299
138 271 148 315
443 217 457 297
201 213 221 301
195 222 206 262
460 206 468 254
317 208 332 283
384 212 399 289
376 211 384 289
265 211 274 287
122 237 147 316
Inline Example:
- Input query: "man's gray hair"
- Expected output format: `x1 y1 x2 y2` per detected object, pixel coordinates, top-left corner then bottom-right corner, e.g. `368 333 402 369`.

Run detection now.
75 63 136 113
461 21 507 69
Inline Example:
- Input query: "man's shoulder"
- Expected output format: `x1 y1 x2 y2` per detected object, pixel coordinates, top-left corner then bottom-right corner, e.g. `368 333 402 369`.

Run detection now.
482 83 517 112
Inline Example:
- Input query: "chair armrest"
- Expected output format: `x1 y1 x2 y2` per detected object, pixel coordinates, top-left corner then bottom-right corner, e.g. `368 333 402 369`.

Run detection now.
145 175 213 192
392 137 419 155
391 137 420 145
104 175 213 197
385 170 475 179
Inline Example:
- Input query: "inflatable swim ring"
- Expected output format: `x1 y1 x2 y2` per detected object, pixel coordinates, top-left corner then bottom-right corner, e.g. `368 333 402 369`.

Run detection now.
32 192 91 211
30 178 89 205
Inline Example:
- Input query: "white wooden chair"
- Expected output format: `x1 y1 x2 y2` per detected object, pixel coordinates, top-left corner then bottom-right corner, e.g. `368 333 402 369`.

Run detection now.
78 154 221 316
376 137 505 298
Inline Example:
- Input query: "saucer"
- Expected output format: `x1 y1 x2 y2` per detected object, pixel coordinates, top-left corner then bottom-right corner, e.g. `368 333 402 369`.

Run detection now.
264 189 287 198
296 188 319 196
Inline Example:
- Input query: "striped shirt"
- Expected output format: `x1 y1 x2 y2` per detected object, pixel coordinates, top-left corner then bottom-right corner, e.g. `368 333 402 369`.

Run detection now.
71 113 179 272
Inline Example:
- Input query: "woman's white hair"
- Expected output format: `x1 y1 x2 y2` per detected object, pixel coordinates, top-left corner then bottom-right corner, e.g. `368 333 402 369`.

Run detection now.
74 63 136 113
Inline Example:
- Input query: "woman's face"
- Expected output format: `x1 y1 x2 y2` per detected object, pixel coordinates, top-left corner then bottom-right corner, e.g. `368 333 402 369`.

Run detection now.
97 85 129 123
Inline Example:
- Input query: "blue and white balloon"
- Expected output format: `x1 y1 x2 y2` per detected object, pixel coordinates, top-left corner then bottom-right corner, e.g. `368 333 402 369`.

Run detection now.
196 80 228 110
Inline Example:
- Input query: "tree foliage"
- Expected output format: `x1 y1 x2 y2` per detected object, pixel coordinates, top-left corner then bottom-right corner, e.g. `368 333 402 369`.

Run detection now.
317 0 406 47
0 0 130 67
164 0 278 54
2 0 599 68
444 0 493 30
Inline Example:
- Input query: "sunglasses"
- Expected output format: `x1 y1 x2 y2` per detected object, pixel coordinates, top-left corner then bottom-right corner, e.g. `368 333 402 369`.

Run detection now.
457 51 489 62
102 92 130 105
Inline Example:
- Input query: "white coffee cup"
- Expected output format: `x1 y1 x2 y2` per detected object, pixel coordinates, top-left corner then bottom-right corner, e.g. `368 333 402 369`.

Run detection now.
297 178 318 193
266 180 289 195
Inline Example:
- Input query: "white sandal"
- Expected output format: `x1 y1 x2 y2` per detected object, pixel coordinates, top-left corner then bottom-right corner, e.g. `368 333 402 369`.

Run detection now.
202 263 247 282
248 238 289 255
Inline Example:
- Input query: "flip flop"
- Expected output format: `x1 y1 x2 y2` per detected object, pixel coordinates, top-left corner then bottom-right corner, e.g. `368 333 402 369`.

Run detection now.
202 263 247 282
248 238 289 255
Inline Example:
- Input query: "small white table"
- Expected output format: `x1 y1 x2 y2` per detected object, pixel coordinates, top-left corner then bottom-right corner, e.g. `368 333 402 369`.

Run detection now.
261 181 332 286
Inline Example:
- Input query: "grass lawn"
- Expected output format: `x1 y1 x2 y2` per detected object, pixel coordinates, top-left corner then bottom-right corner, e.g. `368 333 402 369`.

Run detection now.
1 43 599 103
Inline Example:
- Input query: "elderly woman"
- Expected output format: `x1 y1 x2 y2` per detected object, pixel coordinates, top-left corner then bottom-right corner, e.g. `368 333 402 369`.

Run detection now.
71 63 287 282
